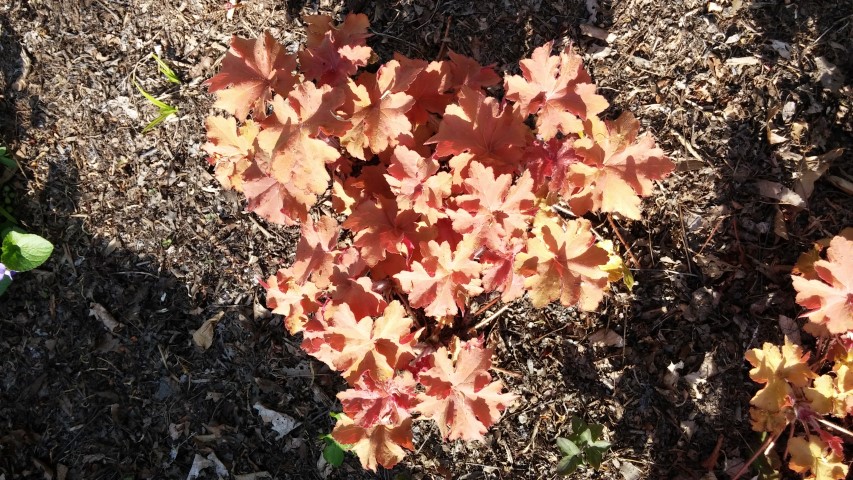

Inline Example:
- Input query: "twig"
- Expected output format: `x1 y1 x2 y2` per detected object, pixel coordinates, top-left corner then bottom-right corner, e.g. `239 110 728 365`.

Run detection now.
472 304 510 331
697 215 728 255
731 428 783 480
607 214 639 267
817 418 853 438
473 296 501 317
676 202 693 275
436 16 453 60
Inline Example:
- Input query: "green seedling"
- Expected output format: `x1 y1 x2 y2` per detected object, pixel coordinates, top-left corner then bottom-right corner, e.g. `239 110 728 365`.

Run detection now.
0 227 54 297
151 53 181 84
555 416 611 475
133 80 178 133
321 412 351 468
133 53 181 133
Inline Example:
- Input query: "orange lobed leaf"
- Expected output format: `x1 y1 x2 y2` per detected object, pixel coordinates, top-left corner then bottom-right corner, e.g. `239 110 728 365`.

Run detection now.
395 241 483 319
427 86 530 182
567 113 674 219
393 54 454 125
788 435 848 480
523 137 583 198
480 237 527 303
791 235 853 334
289 216 340 289
206 32 298 121
514 213 610 310
340 60 416 160
342 195 421 267
299 13 373 86
446 50 501 91
326 248 387 320
504 41 608 139
415 338 517 441
447 162 536 253
745 340 815 419
264 268 320 335
337 371 419 428
332 414 413 471
202 116 260 192
310 301 418 383
383 145 452 224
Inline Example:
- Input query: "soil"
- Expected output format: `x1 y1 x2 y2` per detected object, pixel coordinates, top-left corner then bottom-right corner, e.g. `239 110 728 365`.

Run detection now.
1 0 852 479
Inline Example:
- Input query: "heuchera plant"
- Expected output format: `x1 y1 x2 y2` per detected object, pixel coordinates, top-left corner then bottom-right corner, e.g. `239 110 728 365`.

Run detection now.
202 14 673 470
742 232 853 480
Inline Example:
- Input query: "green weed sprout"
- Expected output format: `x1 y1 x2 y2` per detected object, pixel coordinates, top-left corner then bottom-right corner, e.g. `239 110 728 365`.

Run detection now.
555 416 611 475
133 53 181 133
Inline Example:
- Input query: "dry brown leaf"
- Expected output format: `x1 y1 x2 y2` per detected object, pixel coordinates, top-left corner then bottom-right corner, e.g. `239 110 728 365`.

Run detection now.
588 328 624 348
794 148 843 200
89 302 121 332
193 312 224 350
756 180 806 208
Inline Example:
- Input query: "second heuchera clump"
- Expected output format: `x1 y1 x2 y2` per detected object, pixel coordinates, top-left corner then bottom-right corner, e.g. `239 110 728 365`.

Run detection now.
202 13 673 470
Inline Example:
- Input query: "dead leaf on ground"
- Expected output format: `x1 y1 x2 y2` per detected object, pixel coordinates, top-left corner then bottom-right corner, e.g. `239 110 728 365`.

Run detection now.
89 303 122 332
193 312 225 350
253 403 301 439
793 148 843 200
778 315 802 345
684 352 718 399
588 328 624 348
756 179 806 208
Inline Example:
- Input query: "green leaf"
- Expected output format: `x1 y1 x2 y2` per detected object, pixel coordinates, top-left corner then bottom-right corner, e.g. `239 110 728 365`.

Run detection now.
151 53 181 84
586 447 604 469
133 79 178 133
556 437 580 458
590 440 611 450
588 423 604 440
556 455 582 475
321 434 347 467
2 230 53 272
578 428 593 446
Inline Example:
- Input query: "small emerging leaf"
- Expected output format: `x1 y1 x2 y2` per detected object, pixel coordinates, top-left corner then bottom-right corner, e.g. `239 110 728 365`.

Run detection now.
322 434 348 467
151 53 181 84
556 455 582 475
556 437 580 458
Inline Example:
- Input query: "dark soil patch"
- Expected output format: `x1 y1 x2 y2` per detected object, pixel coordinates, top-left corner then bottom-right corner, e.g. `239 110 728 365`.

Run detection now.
1 0 851 479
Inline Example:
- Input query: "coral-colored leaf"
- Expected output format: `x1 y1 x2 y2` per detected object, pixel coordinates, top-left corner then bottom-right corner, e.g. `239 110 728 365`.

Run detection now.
202 116 260 191
332 414 413 471
313 301 417 383
299 13 373 86
504 42 607 139
290 216 340 289
207 32 297 121
415 338 517 441
338 371 419 428
480 238 527 303
395 241 483 318
568 113 674 219
446 50 501 91
264 268 320 335
340 61 416 159
447 162 536 252
787 435 848 480
427 86 529 182
343 196 421 266
384 146 452 224
394 54 453 124
514 214 610 310
791 236 853 334
523 137 583 197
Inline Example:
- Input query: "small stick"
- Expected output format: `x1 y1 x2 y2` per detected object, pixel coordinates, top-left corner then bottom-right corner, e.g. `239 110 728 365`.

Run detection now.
731 428 783 480
818 418 853 438
473 295 501 317
607 214 639 267
676 203 693 275
472 304 510 331
436 16 453 60
697 215 728 255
